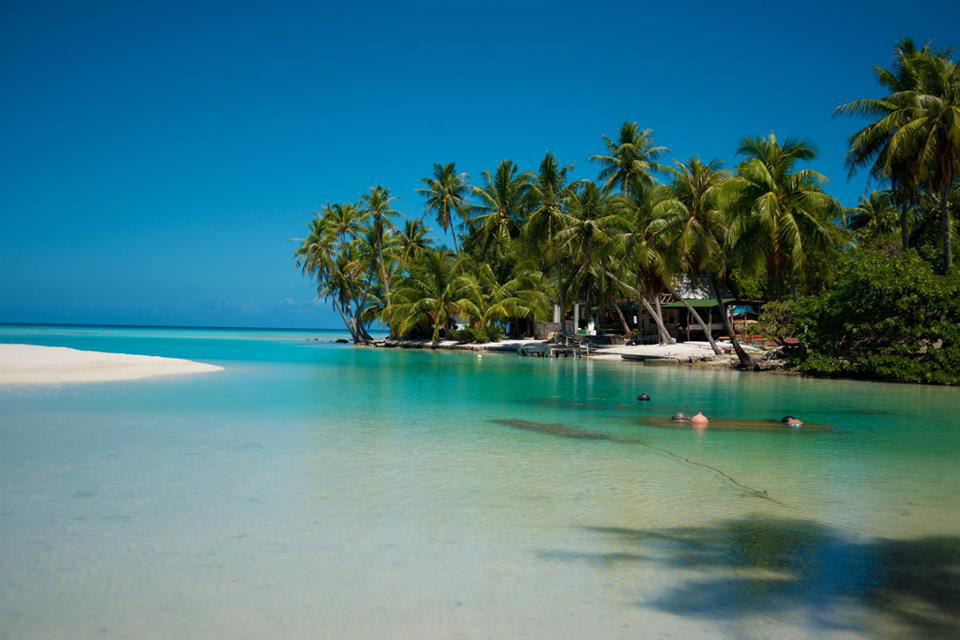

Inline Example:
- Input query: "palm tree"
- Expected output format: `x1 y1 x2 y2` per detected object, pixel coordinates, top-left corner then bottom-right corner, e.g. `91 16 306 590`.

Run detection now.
417 163 469 252
725 134 839 293
359 185 400 304
323 202 364 245
470 160 534 259
294 220 376 344
836 38 926 250
384 249 472 346
524 152 577 317
591 122 668 196
556 182 634 335
459 259 550 340
720 134 839 367
605 185 675 344
837 40 960 270
847 190 899 241
396 219 432 267
651 157 731 354
903 50 960 270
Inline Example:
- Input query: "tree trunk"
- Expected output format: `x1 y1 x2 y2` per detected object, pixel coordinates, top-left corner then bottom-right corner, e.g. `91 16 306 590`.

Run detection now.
353 316 372 344
334 302 360 344
613 302 631 334
450 209 460 254
602 269 674 344
431 314 442 348
640 295 674 344
709 275 755 369
637 302 645 344
894 176 909 251
941 166 953 271
666 285 721 355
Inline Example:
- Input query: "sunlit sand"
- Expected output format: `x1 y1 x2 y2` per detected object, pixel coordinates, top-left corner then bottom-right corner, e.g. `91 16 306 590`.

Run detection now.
0 344 223 384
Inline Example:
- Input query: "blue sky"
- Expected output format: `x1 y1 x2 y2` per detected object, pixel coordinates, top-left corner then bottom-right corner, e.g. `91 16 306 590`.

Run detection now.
2 1 958 328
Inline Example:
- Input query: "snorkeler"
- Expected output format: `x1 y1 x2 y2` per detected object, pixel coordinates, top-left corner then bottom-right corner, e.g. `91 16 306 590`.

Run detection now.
781 415 804 428
690 412 709 427
671 412 689 423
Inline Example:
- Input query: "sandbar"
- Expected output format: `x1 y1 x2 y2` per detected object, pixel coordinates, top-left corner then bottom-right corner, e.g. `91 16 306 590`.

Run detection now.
0 344 223 385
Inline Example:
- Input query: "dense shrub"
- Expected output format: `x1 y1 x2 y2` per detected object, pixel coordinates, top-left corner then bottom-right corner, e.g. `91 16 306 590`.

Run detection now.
454 325 504 344
758 251 960 384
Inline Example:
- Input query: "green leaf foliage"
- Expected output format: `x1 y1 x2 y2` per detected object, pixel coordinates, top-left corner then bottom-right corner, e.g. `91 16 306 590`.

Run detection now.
759 251 960 384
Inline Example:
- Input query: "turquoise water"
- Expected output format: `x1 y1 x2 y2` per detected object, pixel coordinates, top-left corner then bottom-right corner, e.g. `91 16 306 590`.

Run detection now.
1 325 958 639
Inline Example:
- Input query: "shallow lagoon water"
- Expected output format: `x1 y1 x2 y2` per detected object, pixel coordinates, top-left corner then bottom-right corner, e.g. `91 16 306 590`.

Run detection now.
1 326 958 639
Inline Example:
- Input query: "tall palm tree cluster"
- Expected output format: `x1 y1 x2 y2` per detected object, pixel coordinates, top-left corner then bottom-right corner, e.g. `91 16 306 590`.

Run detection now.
836 38 960 269
295 40 957 362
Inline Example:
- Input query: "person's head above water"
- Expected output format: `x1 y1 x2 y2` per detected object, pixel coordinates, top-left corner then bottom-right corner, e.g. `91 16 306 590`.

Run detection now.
690 412 709 426
671 412 688 422
781 415 803 427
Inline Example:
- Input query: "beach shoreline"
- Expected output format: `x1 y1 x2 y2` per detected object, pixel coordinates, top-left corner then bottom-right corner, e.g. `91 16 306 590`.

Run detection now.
0 343 223 385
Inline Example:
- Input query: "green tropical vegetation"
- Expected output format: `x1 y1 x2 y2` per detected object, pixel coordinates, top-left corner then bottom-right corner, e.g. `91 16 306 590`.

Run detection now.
295 38 959 384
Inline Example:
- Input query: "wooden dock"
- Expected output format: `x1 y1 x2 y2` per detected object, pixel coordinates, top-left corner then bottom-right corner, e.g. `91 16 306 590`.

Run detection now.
518 341 590 358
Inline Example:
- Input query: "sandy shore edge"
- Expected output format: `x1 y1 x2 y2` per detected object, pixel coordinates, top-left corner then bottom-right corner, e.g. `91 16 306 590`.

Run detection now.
0 344 224 385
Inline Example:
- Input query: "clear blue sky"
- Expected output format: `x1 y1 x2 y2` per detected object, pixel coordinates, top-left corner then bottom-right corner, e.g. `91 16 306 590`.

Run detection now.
2 1 958 328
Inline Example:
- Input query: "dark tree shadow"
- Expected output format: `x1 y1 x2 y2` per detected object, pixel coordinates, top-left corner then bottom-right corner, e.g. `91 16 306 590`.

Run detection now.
539 516 960 638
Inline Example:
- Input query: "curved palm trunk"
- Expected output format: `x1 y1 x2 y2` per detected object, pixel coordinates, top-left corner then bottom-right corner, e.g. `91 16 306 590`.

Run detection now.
665 285 722 355
602 268 674 344
613 302 631 334
709 275 755 369
353 317 373 344
333 301 360 344
640 295 674 344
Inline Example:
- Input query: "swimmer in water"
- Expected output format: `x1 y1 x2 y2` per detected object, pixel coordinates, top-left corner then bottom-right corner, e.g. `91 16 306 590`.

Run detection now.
781 415 803 428
671 412 689 423
690 412 709 427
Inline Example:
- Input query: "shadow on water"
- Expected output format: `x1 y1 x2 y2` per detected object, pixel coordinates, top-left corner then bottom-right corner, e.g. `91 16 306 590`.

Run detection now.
491 418 619 440
539 516 960 638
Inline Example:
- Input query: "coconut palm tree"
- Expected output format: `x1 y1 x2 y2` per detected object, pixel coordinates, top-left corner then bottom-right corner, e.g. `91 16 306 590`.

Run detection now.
459 259 550 340
591 122 668 196
556 182 635 335
725 134 839 293
837 40 960 270
384 249 472 346
470 160 534 259
605 185 675 344
294 222 376 344
651 157 732 354
836 38 927 250
323 202 364 245
847 190 899 241
359 185 400 303
396 219 433 267
900 50 960 270
523 152 577 316
417 162 469 252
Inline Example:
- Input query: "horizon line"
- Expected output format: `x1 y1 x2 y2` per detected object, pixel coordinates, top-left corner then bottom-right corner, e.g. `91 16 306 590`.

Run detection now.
0 321 389 333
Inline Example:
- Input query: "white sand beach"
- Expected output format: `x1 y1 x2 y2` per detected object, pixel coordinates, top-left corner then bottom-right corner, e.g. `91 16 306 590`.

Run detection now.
590 342 721 361
0 344 223 385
